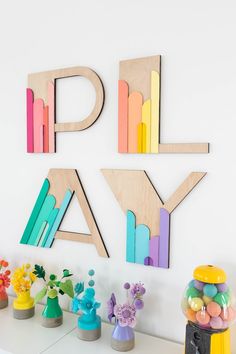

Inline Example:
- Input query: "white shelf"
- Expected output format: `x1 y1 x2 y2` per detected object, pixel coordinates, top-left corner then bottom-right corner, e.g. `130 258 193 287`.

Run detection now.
42 323 183 354
0 298 183 354
0 298 76 354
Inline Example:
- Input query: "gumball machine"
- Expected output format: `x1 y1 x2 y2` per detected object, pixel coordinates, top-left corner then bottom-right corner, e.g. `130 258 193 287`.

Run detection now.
182 265 236 354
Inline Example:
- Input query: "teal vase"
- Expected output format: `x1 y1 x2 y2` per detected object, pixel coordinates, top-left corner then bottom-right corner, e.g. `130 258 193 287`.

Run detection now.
77 308 101 341
42 296 63 328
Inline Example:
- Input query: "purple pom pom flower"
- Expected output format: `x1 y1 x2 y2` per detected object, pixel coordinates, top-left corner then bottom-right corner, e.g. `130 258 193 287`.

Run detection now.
114 303 137 328
130 282 146 298
107 293 116 322
124 282 130 290
134 298 144 310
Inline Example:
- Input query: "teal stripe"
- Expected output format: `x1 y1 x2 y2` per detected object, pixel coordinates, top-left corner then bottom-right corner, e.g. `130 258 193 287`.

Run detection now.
27 194 56 245
40 208 59 247
44 190 73 248
38 223 49 247
135 224 150 265
20 178 50 244
126 210 136 263
35 221 47 246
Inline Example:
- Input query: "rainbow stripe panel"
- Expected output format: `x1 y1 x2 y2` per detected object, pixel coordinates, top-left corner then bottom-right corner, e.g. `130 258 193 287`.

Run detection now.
118 56 161 154
126 208 170 269
20 178 72 248
27 82 55 153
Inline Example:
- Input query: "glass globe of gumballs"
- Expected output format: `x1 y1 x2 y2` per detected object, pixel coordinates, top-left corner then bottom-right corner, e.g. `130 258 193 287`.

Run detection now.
182 265 236 354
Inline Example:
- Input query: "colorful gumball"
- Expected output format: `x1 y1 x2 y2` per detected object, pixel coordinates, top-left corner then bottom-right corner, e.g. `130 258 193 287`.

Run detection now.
181 298 190 312
196 310 210 325
210 316 223 329
220 306 236 322
189 297 204 312
186 287 201 299
214 292 229 307
207 302 221 317
186 308 197 322
194 280 204 291
188 280 195 288
217 283 228 293
203 284 218 298
203 295 212 305
222 321 229 329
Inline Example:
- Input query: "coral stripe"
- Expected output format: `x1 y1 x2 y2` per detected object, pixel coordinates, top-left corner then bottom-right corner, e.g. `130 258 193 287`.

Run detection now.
48 81 55 153
128 92 142 153
27 88 34 153
118 80 128 153
33 99 44 153
43 106 49 153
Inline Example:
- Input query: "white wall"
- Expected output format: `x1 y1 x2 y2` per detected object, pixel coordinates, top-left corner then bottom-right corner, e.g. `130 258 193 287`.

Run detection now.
1 0 236 343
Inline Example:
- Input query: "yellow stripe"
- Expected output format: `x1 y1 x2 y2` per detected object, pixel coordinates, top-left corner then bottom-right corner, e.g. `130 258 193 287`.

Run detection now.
138 123 143 153
137 123 147 153
150 70 160 153
142 100 151 153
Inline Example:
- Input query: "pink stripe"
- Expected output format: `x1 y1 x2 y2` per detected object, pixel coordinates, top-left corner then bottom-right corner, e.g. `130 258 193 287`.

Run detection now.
27 88 34 153
48 81 55 153
33 99 44 153
118 80 128 153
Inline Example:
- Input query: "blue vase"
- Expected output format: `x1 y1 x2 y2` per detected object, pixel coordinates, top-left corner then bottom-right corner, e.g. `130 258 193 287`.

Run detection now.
111 323 135 351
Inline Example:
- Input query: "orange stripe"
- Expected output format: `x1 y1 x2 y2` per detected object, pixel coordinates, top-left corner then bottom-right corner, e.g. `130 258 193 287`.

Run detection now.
128 92 142 153
118 80 128 153
43 106 49 153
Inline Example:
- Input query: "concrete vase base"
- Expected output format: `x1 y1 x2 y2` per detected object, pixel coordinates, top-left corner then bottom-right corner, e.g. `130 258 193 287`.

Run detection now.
42 316 63 328
78 327 101 341
13 306 35 320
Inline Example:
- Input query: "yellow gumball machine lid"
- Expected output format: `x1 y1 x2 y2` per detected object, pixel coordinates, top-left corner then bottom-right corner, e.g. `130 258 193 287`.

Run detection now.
193 265 226 284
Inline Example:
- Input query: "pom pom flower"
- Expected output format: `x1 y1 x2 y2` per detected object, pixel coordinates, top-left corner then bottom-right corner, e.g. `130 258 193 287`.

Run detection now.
11 264 36 294
33 265 74 304
107 281 146 328
0 259 11 292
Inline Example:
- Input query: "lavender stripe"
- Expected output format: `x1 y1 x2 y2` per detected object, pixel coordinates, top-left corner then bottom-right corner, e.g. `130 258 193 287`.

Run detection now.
158 208 170 269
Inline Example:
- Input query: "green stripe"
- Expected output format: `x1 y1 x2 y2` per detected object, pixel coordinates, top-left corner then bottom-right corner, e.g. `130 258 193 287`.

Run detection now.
27 194 56 246
20 179 50 244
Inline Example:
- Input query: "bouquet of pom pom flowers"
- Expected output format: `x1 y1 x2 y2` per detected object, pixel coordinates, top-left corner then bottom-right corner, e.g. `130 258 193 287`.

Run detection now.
107 282 146 352
0 259 11 309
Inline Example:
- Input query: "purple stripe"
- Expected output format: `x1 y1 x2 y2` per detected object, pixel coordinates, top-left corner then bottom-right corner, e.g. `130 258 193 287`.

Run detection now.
149 236 159 267
158 208 170 269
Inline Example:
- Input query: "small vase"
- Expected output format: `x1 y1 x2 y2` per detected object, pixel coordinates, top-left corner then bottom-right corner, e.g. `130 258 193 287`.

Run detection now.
77 309 101 341
0 287 8 309
42 296 63 328
13 290 35 319
111 323 135 352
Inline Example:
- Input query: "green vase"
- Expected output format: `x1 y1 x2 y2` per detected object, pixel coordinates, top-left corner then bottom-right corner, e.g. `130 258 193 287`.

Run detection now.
42 296 63 328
